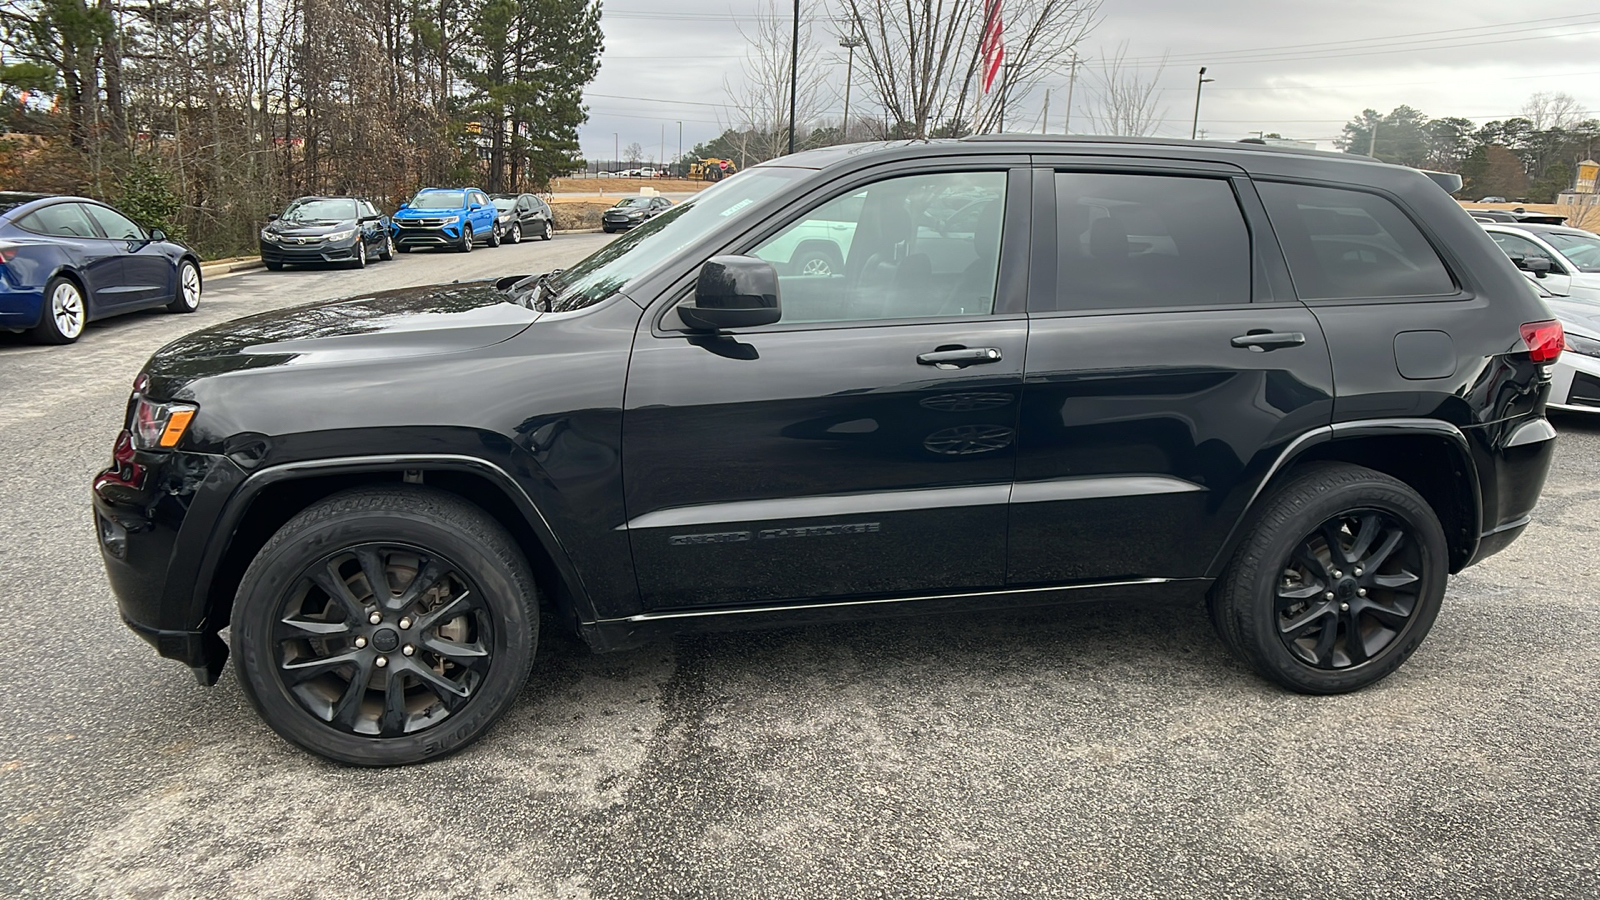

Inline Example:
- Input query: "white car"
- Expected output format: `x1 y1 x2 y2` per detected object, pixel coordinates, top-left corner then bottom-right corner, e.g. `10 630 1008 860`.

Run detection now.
1539 290 1600 414
1480 222 1600 302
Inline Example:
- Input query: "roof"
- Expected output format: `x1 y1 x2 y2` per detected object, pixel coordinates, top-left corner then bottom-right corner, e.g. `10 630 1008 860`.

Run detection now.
1478 221 1593 236
760 134 1366 172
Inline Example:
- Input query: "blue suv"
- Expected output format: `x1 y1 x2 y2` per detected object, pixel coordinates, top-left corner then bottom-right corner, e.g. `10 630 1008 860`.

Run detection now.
390 188 500 253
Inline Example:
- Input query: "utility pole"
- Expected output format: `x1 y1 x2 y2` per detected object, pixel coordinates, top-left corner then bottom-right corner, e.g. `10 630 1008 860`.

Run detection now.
1041 89 1050 134
840 29 863 143
787 0 799 155
659 123 664 172
613 133 618 174
676 121 683 176
1063 50 1080 133
1369 120 1379 157
1191 66 1214 140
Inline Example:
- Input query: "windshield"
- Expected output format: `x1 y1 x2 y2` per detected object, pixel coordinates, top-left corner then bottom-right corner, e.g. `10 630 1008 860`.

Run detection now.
538 168 806 312
411 191 465 210
492 198 516 210
282 198 357 222
614 198 653 208
1542 231 1600 273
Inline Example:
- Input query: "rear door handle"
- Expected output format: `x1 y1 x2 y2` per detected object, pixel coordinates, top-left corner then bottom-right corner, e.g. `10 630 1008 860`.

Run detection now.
1230 331 1306 351
917 347 1003 368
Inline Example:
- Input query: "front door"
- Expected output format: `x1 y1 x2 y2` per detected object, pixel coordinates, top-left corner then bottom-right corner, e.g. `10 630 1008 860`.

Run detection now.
622 167 1029 610
1009 166 1335 586
82 203 170 305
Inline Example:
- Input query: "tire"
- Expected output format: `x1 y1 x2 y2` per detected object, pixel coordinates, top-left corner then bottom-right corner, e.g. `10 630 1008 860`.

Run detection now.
541 220 552 241
602 225 614 234
167 259 202 313
379 233 395 261
459 225 474 253
790 244 842 277
31 276 86 343
397 245 411 253
1212 462 1448 695
350 241 368 269
231 486 539 766
507 222 522 245
264 259 284 271
487 223 502 248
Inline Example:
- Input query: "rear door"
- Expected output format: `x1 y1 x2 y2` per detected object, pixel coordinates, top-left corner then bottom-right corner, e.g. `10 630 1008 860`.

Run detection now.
623 163 1031 610
1009 162 1335 585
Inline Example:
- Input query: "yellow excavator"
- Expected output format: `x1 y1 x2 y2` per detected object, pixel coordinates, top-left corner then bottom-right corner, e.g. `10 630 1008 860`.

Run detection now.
687 158 738 182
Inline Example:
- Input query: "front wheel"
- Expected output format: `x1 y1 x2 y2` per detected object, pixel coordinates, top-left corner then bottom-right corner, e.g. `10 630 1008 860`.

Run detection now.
458 225 474 253
541 220 552 241
231 487 539 766
1211 463 1448 694
487 223 502 248
507 222 521 244
379 233 395 261
167 260 202 312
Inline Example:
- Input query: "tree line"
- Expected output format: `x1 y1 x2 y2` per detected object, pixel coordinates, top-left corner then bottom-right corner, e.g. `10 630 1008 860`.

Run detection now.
1336 92 1598 202
0 0 602 257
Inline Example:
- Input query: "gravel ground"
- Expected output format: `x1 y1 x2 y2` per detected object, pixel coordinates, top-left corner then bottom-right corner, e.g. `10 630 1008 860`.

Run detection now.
1 246 1596 899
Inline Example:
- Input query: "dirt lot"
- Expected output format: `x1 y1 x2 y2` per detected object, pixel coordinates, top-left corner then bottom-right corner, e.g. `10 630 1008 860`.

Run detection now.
550 201 611 231
551 176 712 195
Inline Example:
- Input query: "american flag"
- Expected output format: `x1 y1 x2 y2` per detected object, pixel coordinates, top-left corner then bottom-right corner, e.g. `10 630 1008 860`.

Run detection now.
981 0 1004 93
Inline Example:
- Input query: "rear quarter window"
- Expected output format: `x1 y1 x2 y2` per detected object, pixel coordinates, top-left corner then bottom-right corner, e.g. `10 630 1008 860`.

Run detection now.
1257 181 1456 301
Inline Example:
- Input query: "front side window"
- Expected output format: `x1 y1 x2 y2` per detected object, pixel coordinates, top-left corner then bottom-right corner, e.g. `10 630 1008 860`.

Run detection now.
22 203 99 239
83 204 145 240
1489 232 1559 269
750 170 1007 324
1257 181 1455 301
1540 231 1600 273
1049 173 1250 311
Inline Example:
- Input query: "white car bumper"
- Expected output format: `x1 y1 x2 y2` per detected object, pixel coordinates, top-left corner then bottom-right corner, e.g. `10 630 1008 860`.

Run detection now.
1550 347 1600 413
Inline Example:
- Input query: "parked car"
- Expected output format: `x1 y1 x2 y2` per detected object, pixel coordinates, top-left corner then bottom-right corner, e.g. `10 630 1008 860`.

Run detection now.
1521 279 1600 415
1480 222 1600 301
601 195 673 232
1477 196 1508 203
390 188 500 252
0 193 201 343
1465 208 1567 225
259 196 393 270
97 136 1559 765
489 193 553 244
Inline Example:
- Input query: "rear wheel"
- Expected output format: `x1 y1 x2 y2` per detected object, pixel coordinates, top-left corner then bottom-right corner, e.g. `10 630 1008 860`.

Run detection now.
32 276 85 343
231 487 538 766
1212 463 1447 694
166 260 202 312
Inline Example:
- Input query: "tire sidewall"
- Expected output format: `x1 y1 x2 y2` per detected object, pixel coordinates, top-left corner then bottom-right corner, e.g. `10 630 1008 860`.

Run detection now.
1235 474 1448 694
460 225 474 252
233 501 535 765
35 276 83 343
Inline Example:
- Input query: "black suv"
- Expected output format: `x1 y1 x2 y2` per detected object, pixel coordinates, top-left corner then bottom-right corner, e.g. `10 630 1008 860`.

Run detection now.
95 137 1561 766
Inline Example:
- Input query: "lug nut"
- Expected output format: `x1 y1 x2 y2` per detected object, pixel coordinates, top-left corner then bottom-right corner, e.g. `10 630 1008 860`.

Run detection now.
1324 592 1335 601
1339 602 1350 611
354 636 367 649
1332 569 1343 579
1354 567 1364 576
1358 588 1367 597
369 612 382 625
375 656 388 668
399 617 412 630
402 645 415 657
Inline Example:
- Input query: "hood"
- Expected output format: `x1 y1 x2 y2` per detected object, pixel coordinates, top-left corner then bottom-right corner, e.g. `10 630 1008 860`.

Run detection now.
264 218 358 237
1547 297 1600 339
144 281 540 397
395 207 465 218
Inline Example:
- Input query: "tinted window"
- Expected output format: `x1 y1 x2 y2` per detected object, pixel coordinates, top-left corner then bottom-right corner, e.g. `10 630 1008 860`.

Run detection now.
283 198 358 221
411 192 464 209
22 203 100 239
83 204 145 240
1049 173 1250 312
751 170 1006 324
1257 182 1455 300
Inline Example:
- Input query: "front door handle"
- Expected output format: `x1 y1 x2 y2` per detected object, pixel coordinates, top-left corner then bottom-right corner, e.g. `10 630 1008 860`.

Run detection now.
1230 331 1306 352
917 347 1003 368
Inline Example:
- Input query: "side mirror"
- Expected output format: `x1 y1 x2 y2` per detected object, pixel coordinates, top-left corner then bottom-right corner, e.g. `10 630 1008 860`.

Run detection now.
1516 256 1553 278
149 228 166 242
267 213 279 221
470 202 483 210
677 256 782 331
398 202 409 210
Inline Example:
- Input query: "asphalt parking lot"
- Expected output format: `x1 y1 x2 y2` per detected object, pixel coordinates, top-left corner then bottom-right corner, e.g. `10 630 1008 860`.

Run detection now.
1 241 1597 898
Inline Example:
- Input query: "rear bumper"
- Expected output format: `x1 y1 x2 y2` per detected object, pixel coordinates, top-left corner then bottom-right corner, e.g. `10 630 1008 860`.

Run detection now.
1461 415 1557 567
0 285 43 330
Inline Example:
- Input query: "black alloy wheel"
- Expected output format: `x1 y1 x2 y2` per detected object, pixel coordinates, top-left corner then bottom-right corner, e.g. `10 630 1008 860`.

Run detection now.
233 487 537 765
1212 462 1447 694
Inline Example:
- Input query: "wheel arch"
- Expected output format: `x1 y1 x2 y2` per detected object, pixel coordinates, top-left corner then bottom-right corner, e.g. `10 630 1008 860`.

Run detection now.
1208 420 1482 579
45 265 90 319
195 457 594 658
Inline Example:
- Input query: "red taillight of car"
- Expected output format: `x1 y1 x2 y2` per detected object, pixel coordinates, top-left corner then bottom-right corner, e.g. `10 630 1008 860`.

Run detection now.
1521 319 1564 363
0 241 17 264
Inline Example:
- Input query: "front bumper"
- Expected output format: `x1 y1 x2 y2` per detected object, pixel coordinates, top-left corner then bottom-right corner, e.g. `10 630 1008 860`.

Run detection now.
260 237 362 264
94 444 247 683
392 220 464 248
602 216 646 230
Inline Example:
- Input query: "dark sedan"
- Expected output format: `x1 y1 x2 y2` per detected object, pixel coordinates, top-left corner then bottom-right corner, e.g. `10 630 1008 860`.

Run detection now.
602 195 673 233
490 193 554 243
260 197 394 270
0 192 202 344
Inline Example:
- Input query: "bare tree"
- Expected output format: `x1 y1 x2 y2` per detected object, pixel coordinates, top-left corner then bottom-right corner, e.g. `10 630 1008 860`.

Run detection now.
1522 91 1588 132
1084 41 1166 137
623 141 643 164
834 0 1099 139
721 0 828 164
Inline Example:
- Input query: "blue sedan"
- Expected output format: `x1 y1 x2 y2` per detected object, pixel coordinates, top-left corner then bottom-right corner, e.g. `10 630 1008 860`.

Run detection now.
0 192 203 344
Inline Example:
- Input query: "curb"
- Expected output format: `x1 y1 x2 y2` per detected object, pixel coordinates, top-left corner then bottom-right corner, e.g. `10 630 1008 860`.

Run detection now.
201 257 265 278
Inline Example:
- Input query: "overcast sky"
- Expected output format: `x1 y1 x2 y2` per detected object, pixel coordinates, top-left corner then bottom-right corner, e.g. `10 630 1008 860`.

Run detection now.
577 1 1600 163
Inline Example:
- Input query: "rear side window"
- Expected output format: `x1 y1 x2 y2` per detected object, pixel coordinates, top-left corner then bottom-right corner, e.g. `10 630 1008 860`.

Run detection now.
1257 182 1455 301
19 203 99 239
1050 172 1251 312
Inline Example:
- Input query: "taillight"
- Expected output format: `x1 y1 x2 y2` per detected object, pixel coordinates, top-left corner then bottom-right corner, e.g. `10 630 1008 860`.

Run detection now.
0 241 17 264
1521 319 1563 364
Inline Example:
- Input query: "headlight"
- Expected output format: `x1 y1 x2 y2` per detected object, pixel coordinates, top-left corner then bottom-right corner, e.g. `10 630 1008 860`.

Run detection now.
323 228 356 242
1565 332 1600 359
130 395 197 450
260 229 277 242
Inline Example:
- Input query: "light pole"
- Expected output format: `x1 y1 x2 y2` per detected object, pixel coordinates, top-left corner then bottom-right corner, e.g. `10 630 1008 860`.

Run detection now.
787 0 799 155
1190 67 1214 140
613 132 618 173
676 121 682 176
1063 50 1081 134
840 29 863 143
